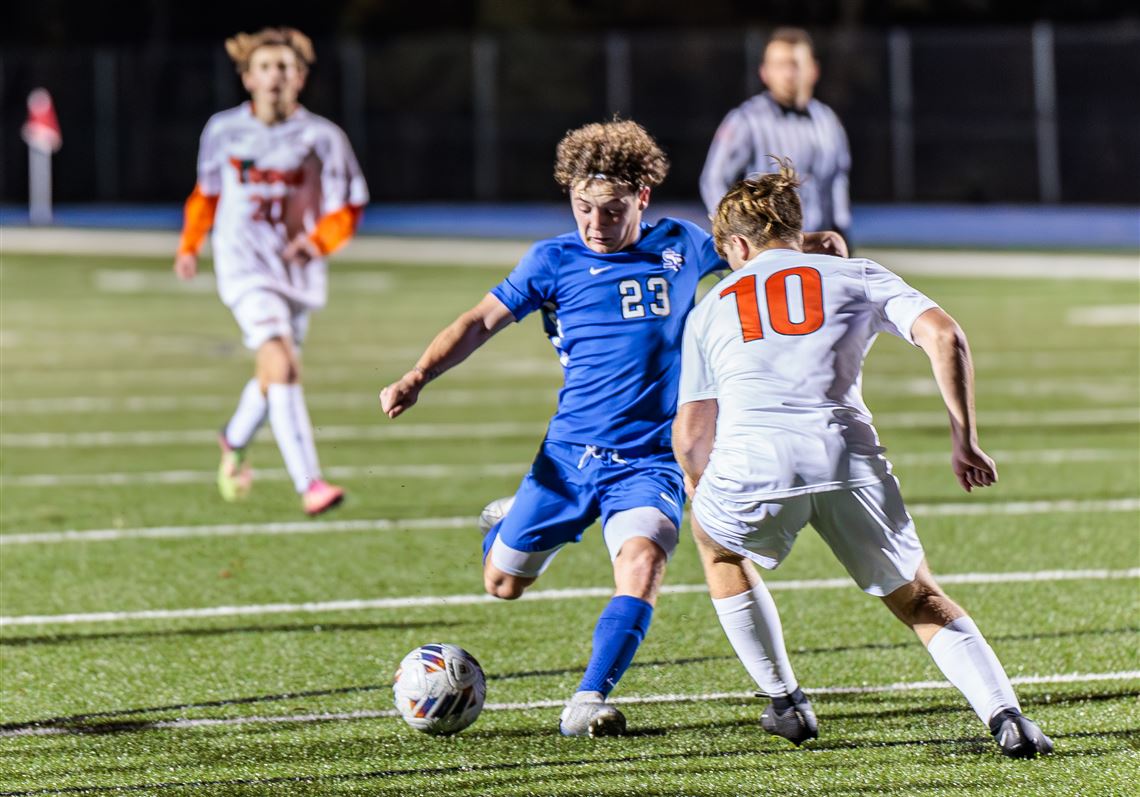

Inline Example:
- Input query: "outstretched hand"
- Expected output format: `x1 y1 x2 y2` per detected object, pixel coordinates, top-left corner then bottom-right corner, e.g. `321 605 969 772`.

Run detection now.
379 371 426 419
951 441 998 492
283 234 322 267
173 252 198 281
803 230 849 258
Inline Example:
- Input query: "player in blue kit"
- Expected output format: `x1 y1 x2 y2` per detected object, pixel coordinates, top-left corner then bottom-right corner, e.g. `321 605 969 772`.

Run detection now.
380 121 843 736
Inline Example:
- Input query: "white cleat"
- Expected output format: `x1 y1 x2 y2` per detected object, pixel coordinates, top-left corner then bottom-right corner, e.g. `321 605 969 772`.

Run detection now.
558 690 627 737
478 495 516 534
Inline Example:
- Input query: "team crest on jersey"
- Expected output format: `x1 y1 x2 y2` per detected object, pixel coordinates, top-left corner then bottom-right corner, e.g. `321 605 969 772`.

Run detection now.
661 249 684 271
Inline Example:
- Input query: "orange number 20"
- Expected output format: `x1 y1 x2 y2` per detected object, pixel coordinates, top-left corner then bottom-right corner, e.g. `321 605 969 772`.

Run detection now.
718 267 825 342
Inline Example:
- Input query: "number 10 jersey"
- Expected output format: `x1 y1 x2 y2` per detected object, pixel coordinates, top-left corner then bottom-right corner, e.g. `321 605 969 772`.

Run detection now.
679 249 938 502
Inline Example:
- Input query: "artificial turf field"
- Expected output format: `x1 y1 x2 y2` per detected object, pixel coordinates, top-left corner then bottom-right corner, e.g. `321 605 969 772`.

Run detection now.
0 244 1137 795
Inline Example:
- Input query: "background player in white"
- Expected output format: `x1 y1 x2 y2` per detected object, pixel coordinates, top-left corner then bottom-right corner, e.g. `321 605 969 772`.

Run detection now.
700 27 851 244
174 27 368 515
673 165 1054 758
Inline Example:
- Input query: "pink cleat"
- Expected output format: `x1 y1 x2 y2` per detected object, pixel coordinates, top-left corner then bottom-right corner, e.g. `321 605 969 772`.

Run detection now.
303 479 345 516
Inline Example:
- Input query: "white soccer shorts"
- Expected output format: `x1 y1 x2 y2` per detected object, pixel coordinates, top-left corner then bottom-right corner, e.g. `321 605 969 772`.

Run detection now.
692 477 925 596
230 289 310 351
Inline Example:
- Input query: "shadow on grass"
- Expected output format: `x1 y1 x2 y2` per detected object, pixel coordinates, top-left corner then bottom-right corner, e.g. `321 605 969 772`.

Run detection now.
0 619 465 649
2 728 1137 796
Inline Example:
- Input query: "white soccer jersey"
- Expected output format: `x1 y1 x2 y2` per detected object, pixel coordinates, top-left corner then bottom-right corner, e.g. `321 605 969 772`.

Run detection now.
700 92 851 232
196 103 369 309
679 248 938 503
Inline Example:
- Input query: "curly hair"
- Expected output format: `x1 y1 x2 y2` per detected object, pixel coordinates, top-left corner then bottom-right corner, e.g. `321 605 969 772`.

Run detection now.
712 158 803 257
553 120 669 190
225 27 316 75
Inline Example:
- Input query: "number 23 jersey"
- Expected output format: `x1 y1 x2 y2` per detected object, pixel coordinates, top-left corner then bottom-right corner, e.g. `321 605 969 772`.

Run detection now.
491 219 726 452
679 249 938 502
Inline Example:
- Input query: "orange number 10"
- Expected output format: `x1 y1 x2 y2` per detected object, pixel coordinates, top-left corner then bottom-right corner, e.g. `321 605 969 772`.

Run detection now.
718 267 825 342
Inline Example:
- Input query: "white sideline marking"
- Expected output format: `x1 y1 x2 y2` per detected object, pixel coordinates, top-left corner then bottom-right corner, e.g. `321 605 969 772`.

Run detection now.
0 463 530 488
2 499 1137 547
1067 305 1140 326
2 670 1137 738
1 567 1136 627
93 270 395 295
6 229 1139 278
3 408 1137 449
3 448 1136 489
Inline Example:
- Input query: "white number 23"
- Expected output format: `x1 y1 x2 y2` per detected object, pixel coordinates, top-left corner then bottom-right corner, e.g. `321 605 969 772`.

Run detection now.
619 277 670 319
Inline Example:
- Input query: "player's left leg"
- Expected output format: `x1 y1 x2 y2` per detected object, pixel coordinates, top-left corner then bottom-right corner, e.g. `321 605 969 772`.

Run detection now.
556 453 682 737
811 479 1052 758
881 563 1053 758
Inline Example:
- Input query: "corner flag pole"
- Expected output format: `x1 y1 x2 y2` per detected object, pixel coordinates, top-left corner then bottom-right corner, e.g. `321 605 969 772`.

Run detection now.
22 88 63 226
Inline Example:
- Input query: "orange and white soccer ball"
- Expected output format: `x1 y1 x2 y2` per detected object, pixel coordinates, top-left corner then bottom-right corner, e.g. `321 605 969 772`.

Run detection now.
392 643 486 735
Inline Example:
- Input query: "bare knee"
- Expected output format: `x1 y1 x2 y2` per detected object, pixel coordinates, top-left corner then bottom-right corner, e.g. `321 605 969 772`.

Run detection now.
882 568 965 630
483 568 532 601
613 537 668 602
256 338 300 388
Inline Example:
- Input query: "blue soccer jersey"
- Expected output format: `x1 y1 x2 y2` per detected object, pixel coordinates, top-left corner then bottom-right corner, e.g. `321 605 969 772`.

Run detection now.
491 218 726 451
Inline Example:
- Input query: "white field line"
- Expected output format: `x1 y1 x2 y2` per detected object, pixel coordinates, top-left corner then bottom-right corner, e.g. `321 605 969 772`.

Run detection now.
1067 305 1140 326
1 567 1136 627
3 408 1138 450
3 498 1137 548
0 388 555 415
3 670 1137 738
4 377 1136 415
3 448 1136 490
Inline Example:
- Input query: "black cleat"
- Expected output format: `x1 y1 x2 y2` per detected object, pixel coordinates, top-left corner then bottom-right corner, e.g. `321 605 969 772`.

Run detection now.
760 688 819 747
989 708 1054 758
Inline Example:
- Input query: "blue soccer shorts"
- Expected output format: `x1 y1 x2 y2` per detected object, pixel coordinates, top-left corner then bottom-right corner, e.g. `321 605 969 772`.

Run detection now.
487 439 684 578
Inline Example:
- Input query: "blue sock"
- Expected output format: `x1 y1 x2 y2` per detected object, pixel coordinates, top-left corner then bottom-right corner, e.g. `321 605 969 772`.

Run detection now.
578 595 654 697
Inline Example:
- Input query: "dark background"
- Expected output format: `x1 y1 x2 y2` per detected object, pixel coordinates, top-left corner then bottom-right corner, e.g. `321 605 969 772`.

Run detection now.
3 1 1138 204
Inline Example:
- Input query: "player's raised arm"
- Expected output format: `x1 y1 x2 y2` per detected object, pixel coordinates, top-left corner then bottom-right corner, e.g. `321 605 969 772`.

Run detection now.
380 292 516 418
910 307 998 492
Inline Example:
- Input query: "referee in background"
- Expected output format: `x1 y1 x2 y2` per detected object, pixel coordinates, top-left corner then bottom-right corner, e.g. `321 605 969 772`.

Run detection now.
700 27 852 246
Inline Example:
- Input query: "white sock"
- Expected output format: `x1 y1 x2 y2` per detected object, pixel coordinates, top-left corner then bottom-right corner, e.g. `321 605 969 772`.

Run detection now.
223 379 267 449
926 616 1020 724
712 583 798 698
267 383 321 493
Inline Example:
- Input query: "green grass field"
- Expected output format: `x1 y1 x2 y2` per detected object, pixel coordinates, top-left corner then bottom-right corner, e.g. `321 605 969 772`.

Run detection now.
1 246 1137 796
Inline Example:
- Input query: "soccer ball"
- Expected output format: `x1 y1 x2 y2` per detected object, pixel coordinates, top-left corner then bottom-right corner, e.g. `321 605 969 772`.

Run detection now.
392 643 486 735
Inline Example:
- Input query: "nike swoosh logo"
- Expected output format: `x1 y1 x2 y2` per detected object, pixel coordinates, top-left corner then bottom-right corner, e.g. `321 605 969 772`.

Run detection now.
589 266 613 276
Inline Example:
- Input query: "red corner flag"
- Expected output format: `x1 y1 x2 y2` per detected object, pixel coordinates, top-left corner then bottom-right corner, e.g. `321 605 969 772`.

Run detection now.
22 88 62 154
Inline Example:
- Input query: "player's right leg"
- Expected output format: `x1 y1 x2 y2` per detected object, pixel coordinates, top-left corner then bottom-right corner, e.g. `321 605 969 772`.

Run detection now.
481 442 595 600
690 505 816 746
217 378 265 501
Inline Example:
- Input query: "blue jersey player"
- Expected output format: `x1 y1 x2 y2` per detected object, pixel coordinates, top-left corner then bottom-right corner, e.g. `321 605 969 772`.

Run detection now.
380 120 844 736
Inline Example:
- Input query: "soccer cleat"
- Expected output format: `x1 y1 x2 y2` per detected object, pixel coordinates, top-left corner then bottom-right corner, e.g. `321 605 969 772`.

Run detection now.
760 687 819 747
302 479 345 516
477 495 516 534
217 434 253 501
989 708 1054 758
558 691 627 737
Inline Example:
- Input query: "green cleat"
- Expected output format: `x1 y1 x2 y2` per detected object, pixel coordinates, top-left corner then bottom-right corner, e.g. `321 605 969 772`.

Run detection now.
217 434 253 501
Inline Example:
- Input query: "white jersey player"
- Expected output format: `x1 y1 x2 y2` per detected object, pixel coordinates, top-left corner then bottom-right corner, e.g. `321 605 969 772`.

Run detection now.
174 27 368 515
673 165 1053 758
